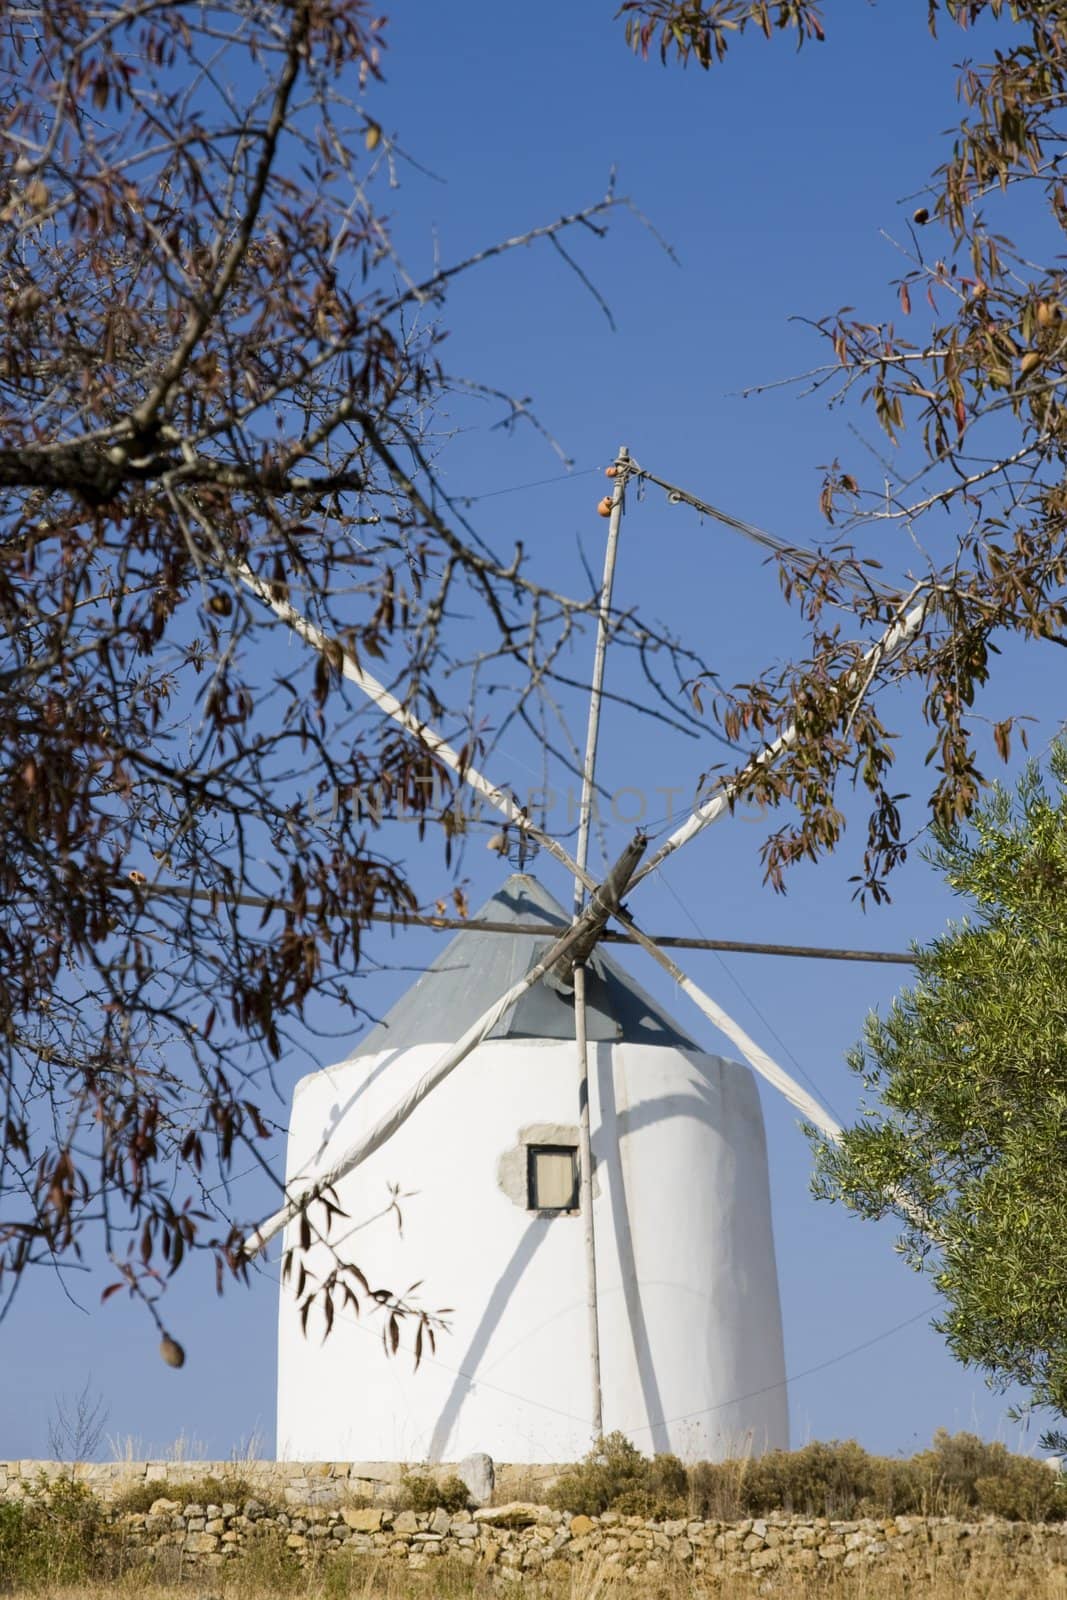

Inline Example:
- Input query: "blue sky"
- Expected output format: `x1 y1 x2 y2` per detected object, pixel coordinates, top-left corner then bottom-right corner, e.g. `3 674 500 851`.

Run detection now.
6 2 1064 1465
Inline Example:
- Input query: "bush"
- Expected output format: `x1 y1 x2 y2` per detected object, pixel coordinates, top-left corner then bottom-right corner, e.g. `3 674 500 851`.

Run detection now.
396 1472 471 1513
229 1523 302 1590
910 1431 1064 1519
975 1465 1062 1522
0 1474 110 1588
736 1440 879 1519
113 1471 260 1514
547 1432 687 1519
549 1431 1065 1523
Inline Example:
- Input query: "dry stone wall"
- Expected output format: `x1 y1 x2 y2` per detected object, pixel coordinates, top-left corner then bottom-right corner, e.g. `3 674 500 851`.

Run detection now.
116 1502 1067 1579
0 1458 554 1507
2 1466 1066 1580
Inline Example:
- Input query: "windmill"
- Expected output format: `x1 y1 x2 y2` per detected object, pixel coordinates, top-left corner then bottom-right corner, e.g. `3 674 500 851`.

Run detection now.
242 447 927 1466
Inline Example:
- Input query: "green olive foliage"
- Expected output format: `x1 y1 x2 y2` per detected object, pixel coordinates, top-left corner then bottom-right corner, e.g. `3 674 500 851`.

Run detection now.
812 747 1067 1429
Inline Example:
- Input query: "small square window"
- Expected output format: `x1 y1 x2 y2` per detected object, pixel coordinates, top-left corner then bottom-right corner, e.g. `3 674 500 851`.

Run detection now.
527 1144 579 1213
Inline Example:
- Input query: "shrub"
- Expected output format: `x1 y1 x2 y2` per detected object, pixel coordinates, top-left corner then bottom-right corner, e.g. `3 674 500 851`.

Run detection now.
550 1430 1065 1524
114 1471 260 1514
397 1472 471 1513
908 1431 1065 1520
738 1440 878 1519
112 1481 165 1514
0 1474 110 1588
547 1432 687 1519
687 1459 745 1521
226 1524 301 1593
913 1429 1007 1513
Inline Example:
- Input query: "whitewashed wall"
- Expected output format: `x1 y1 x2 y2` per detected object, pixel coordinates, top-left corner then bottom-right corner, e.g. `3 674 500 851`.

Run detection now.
277 1036 787 1464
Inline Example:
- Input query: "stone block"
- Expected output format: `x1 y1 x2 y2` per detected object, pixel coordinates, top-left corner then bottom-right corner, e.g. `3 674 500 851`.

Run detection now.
568 1514 595 1538
458 1452 494 1506
341 1506 383 1532
184 1532 219 1555
474 1502 540 1528
787 1549 818 1570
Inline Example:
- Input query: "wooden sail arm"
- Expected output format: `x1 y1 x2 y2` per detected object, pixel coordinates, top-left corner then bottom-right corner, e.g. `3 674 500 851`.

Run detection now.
629 594 931 889
237 555 860 1162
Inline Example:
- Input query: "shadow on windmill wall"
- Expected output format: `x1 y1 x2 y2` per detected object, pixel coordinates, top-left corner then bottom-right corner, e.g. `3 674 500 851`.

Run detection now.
426 1218 553 1463
596 1040 669 1454
424 1045 739 1462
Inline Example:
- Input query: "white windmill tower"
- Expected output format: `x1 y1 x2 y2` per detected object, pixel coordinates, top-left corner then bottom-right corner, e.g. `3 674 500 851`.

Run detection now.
241 447 927 1467
273 869 788 1463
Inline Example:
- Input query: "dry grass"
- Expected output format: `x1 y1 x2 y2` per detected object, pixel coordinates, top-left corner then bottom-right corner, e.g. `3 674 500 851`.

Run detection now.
32 1556 1067 1600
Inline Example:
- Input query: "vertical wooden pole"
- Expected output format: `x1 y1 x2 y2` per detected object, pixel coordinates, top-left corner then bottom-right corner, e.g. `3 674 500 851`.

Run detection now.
573 962 601 1439
573 444 628 1443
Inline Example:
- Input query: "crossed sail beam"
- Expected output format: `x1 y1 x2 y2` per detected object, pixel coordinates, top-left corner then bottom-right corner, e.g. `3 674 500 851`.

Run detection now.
237 566 843 1140
239 517 887 1254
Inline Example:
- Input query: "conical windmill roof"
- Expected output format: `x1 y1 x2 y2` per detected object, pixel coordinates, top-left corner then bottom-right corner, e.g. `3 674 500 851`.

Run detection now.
352 873 700 1055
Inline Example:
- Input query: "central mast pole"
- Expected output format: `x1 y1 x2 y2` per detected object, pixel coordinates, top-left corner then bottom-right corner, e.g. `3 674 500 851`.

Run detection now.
573 443 628 1442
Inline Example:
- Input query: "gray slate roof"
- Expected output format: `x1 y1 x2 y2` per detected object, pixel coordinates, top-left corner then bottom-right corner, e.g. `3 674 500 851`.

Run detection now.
352 873 700 1056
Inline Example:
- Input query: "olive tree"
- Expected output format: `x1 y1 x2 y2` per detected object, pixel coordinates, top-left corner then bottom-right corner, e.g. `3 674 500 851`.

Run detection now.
811 748 1067 1432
